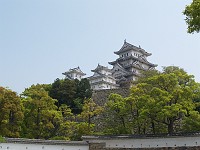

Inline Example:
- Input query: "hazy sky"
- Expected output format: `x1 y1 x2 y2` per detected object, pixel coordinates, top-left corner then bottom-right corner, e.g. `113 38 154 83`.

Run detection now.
0 0 199 94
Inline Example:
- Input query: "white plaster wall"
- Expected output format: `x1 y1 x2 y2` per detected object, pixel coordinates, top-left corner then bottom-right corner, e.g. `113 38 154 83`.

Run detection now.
129 51 142 58
71 73 76 79
89 74 116 90
141 63 149 70
93 73 100 77
0 143 89 150
69 73 82 80
89 136 200 148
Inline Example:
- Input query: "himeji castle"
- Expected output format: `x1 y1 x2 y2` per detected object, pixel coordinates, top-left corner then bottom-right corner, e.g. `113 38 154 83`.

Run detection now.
63 40 157 91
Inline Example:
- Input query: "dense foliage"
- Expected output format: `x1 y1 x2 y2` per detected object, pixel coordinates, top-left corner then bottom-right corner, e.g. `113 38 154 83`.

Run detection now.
49 78 92 114
103 66 200 135
0 67 200 139
0 87 23 137
21 84 62 139
183 0 200 33
0 78 95 140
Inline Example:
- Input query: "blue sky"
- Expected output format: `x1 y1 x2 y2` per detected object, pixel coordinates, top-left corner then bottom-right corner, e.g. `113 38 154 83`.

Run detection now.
0 0 199 94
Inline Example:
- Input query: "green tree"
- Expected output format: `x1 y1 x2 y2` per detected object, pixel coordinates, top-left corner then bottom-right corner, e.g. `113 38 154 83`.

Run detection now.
73 78 92 114
72 122 94 141
182 111 200 132
56 104 78 140
49 78 62 102
21 84 62 139
103 94 130 134
75 78 92 99
103 67 200 135
79 98 103 134
130 66 200 134
49 78 76 108
183 0 200 33
49 78 92 114
59 104 74 121
0 87 24 137
193 97 200 112
128 83 173 134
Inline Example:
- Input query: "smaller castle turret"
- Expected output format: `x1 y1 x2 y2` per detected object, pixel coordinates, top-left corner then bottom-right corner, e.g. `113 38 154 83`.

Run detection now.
62 66 86 80
88 64 119 90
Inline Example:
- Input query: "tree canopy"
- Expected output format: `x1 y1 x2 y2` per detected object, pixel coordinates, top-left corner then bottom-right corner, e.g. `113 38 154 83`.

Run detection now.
21 84 62 139
183 0 200 33
103 66 200 135
49 78 92 114
0 87 24 137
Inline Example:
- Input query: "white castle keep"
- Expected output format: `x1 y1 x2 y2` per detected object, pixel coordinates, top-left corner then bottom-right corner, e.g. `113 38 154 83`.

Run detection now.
63 40 157 90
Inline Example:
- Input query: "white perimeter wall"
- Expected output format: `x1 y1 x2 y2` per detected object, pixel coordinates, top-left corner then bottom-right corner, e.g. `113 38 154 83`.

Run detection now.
0 143 89 150
86 136 200 149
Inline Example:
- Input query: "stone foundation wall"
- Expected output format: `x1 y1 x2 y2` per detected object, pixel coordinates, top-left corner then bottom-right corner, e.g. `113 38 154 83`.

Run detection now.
92 88 130 106
91 88 130 131
89 142 106 150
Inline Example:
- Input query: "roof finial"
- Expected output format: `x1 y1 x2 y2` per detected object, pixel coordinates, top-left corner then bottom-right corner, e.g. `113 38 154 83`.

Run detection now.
124 39 126 43
139 45 141 49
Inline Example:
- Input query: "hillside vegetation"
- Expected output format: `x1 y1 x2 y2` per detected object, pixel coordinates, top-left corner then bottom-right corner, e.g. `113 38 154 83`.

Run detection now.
0 66 200 140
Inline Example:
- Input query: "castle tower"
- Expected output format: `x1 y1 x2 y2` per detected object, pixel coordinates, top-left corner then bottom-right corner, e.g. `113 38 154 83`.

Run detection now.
62 66 86 80
109 40 157 85
88 64 119 90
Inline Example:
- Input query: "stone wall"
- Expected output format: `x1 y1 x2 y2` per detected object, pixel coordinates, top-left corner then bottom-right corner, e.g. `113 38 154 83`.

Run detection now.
91 88 130 131
89 142 106 150
92 88 130 106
